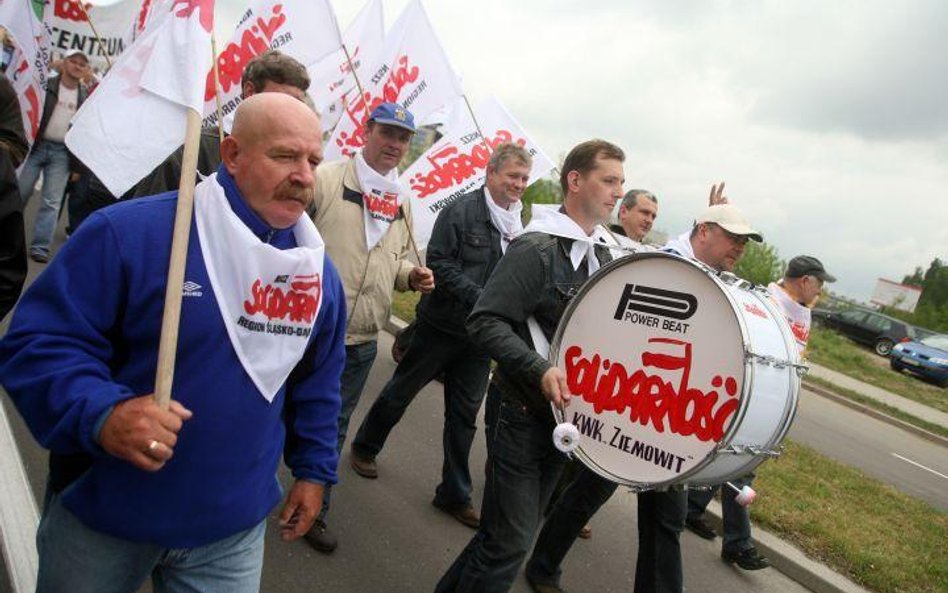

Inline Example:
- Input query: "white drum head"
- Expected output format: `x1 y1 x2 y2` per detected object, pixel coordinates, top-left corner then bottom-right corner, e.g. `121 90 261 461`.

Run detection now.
551 252 748 488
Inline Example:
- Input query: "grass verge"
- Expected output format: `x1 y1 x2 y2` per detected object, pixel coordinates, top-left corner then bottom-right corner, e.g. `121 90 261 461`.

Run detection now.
805 376 948 440
807 328 948 414
755 440 947 593
391 291 421 324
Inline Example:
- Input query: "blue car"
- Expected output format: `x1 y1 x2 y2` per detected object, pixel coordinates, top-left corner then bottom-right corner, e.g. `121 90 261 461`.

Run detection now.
890 334 948 387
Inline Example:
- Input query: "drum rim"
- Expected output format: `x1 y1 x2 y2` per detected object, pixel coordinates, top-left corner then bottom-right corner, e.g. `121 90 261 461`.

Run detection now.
549 250 755 489
687 281 803 484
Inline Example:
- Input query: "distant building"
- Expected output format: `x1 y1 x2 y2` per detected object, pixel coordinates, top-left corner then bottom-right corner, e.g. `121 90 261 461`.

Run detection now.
870 278 922 313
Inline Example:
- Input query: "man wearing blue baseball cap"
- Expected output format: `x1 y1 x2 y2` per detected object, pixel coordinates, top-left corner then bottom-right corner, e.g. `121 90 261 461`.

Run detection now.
305 102 435 553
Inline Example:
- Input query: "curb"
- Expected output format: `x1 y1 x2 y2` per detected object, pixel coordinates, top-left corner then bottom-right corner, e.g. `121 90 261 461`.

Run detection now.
802 380 948 449
704 501 871 593
0 400 39 593
383 316 875 593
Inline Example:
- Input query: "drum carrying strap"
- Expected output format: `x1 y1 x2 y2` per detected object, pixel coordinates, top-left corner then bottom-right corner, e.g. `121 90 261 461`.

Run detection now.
527 316 550 359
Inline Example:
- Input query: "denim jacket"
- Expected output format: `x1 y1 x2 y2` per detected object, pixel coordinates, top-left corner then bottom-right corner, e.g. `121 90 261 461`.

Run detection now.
418 187 502 337
466 231 612 417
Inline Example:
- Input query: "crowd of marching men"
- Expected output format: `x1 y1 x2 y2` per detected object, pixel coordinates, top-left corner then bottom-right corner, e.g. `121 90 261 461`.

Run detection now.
0 45 836 593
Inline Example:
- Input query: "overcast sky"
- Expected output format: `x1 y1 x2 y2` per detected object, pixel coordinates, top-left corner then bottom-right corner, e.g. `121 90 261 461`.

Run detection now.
216 0 947 301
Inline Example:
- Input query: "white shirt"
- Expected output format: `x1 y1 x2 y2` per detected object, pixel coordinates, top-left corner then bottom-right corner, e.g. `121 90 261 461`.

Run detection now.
42 84 79 143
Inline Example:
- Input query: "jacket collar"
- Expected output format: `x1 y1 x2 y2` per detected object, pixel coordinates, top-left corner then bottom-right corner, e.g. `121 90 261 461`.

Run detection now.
473 185 491 222
215 165 296 244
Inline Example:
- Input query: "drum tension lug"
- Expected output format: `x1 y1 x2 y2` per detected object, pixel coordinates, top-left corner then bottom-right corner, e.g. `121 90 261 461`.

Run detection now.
718 445 782 457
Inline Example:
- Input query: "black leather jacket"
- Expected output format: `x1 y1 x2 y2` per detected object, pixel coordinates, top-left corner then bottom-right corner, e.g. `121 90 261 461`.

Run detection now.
418 187 503 337
467 231 611 417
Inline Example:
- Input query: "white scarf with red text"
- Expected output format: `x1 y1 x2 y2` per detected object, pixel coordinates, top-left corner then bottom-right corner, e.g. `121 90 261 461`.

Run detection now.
194 173 326 403
354 151 405 250
767 282 812 357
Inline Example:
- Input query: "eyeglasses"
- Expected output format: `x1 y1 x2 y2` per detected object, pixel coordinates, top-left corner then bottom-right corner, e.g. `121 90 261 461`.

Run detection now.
709 224 749 245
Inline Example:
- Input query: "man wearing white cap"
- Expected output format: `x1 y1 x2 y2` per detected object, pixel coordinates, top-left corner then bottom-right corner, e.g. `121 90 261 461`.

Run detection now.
664 203 763 271
17 49 89 263
665 203 773 570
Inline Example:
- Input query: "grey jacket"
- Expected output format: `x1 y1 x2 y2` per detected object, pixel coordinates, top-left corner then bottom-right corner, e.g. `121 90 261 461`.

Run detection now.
418 187 502 337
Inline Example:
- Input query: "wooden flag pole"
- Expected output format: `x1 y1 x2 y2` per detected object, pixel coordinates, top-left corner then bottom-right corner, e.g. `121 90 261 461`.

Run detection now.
341 43 368 105
153 108 203 409
76 2 113 70
211 33 224 143
462 94 493 158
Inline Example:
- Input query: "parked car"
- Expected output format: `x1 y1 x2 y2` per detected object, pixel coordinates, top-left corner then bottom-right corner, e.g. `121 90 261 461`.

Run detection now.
890 334 948 387
812 308 918 356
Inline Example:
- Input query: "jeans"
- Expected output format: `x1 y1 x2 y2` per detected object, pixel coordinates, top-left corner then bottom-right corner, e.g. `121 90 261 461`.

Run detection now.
319 340 378 520
352 319 490 508
527 467 687 593
687 474 755 553
36 493 265 593
434 387 566 593
18 140 70 257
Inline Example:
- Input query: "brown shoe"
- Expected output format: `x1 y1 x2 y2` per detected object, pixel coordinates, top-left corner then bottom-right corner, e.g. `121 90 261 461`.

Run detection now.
578 524 592 539
432 499 480 529
350 448 378 479
303 519 337 554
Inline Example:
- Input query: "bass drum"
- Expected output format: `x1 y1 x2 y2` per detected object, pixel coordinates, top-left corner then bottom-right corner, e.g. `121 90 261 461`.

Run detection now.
549 251 804 489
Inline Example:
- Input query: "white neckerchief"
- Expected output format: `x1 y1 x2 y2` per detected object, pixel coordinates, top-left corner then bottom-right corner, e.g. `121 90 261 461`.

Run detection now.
194 173 326 403
354 151 404 250
484 187 523 253
597 225 652 259
663 229 696 259
767 282 812 356
524 204 604 275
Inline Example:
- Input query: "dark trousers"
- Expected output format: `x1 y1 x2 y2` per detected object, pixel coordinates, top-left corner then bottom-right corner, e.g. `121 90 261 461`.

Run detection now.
319 340 378 521
687 474 755 553
352 319 490 507
66 174 113 232
526 467 687 593
434 388 566 593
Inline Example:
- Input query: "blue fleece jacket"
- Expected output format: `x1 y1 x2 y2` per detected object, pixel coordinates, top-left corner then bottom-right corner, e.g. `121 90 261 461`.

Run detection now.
0 167 347 548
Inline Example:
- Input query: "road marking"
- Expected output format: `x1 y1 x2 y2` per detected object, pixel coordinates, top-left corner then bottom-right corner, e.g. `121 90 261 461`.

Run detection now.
892 453 948 480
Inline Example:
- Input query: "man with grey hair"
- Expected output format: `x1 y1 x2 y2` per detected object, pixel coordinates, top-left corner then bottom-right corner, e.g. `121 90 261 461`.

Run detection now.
350 143 533 529
607 189 658 244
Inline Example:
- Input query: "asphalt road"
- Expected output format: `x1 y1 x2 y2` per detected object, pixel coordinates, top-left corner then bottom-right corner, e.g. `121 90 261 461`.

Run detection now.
789 388 948 511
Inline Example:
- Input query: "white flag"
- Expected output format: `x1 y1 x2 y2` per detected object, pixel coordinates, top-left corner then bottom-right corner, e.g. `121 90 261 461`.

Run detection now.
1 0 52 146
307 0 383 119
325 0 463 161
66 0 215 196
48 0 139 69
129 0 165 42
202 0 341 130
401 96 555 249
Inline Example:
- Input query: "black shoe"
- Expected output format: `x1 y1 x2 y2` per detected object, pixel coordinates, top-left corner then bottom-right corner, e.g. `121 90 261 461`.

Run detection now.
29 251 50 264
303 519 337 554
685 515 717 540
431 498 480 529
722 547 770 570
350 447 378 479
